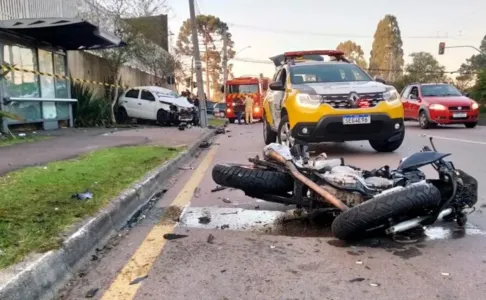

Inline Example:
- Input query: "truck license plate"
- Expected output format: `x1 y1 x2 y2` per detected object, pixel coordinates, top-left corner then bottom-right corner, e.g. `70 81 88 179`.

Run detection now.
453 112 467 118
343 114 371 125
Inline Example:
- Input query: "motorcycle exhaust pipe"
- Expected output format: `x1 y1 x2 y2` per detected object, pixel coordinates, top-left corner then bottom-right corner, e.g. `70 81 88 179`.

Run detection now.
385 208 453 234
266 150 349 211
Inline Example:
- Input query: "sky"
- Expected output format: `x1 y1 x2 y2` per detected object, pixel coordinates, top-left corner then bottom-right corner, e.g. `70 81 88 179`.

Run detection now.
165 0 486 79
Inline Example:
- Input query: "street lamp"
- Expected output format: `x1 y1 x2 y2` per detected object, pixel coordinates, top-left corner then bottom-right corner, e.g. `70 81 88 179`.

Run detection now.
233 45 251 58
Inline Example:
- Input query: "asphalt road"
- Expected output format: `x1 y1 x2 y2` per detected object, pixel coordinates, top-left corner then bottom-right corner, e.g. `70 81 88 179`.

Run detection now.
59 121 486 300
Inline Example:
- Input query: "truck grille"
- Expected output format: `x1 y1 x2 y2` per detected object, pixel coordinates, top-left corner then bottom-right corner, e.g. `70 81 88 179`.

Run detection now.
320 92 385 109
449 106 470 111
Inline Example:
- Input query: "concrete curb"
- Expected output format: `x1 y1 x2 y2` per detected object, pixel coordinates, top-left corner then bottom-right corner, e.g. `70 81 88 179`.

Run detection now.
0 128 217 300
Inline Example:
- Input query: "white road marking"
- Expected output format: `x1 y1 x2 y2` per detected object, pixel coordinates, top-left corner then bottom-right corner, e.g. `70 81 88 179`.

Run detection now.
426 135 486 145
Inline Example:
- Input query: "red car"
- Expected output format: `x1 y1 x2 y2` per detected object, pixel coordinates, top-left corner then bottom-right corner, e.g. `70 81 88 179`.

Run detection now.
401 83 479 129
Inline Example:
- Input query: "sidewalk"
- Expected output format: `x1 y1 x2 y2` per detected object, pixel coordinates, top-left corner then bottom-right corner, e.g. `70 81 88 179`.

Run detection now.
0 126 210 175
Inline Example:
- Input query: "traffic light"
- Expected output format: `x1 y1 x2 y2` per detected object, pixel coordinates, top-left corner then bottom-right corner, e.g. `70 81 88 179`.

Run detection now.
438 42 446 55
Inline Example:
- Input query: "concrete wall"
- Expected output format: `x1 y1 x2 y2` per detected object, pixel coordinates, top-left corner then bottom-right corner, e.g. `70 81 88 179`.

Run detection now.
67 51 172 96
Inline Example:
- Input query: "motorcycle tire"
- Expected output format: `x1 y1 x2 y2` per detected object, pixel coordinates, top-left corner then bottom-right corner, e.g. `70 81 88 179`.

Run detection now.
331 182 442 241
212 164 293 194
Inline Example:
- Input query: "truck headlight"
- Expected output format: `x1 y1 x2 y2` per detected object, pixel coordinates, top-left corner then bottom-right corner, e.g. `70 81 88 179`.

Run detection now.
296 93 321 108
383 87 399 102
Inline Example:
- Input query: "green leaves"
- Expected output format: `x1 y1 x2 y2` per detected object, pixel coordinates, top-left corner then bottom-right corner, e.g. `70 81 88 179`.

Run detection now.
336 41 368 69
369 15 405 81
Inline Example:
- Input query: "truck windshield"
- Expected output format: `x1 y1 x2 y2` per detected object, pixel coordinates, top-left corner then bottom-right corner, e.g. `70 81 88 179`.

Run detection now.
289 63 372 84
228 84 259 93
420 84 462 97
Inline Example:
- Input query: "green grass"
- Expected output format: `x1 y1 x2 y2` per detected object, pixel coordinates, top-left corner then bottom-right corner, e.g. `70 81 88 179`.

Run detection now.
0 146 180 268
0 135 48 147
208 118 227 127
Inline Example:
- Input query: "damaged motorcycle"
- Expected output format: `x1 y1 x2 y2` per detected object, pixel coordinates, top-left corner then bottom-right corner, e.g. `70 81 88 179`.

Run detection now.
211 137 478 240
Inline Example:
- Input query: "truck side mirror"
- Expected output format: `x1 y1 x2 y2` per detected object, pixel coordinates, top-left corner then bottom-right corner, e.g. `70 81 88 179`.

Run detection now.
374 76 386 84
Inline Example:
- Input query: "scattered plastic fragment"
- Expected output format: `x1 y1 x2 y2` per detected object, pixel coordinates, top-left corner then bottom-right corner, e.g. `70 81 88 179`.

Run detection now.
72 191 93 200
199 216 211 224
163 233 188 240
349 278 365 283
441 272 450 276
85 288 99 298
369 282 381 287
207 234 215 244
356 260 363 265
129 275 148 285
222 197 231 203
211 186 227 193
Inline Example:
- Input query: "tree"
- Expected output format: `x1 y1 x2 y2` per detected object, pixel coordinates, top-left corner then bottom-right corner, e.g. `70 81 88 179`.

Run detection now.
457 35 486 85
405 52 446 83
336 40 367 69
176 15 235 99
471 69 486 103
369 15 405 82
79 0 171 123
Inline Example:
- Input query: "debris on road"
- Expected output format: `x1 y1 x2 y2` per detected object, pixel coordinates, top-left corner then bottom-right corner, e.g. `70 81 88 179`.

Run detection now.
85 288 99 298
163 233 188 240
270 245 276 249
194 187 201 198
356 260 363 265
211 186 227 192
220 224 229 230
215 127 226 134
72 190 93 201
441 272 450 276
198 216 211 224
349 278 365 283
199 141 211 148
207 234 215 244
160 205 183 225
129 275 149 285
222 197 231 203
370 282 381 287
179 166 194 170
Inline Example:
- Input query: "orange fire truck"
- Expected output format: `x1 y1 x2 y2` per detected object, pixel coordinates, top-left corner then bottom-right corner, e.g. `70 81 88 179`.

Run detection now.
222 76 269 123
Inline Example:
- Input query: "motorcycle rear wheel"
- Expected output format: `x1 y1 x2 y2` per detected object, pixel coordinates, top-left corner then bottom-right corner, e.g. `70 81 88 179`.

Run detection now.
331 182 442 241
212 164 293 194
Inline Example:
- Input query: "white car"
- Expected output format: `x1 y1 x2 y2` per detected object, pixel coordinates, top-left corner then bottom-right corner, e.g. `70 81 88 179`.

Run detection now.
117 86 195 125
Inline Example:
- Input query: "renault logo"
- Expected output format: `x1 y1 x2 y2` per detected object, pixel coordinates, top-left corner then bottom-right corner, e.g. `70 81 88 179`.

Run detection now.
348 92 360 107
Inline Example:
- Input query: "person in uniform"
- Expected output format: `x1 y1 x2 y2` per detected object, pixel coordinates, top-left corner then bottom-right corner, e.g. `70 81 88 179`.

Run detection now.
243 94 254 124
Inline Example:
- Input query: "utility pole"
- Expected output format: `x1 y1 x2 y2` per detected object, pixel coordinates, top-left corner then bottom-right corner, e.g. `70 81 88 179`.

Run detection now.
188 0 208 127
222 29 228 104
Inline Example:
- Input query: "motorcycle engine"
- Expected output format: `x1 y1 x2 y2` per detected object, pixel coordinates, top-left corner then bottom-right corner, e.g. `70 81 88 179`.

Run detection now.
319 167 364 206
318 166 394 207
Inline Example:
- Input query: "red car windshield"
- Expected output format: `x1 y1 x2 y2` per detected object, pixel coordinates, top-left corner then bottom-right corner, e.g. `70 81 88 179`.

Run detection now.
420 84 462 97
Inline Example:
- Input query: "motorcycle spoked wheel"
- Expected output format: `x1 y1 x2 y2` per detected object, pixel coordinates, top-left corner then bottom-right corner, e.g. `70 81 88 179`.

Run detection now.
331 182 442 241
212 164 294 194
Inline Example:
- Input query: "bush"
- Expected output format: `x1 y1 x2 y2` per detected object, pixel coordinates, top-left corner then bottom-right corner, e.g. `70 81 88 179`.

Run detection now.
470 69 486 105
71 81 110 127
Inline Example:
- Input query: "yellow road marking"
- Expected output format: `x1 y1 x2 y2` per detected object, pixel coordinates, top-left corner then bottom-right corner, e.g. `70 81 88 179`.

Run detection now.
101 143 220 300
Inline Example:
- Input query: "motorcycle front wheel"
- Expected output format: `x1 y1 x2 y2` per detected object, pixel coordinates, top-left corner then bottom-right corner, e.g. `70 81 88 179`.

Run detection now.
331 182 442 241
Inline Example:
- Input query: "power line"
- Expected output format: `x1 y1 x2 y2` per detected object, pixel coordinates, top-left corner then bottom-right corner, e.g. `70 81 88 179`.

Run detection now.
231 58 479 75
227 22 469 40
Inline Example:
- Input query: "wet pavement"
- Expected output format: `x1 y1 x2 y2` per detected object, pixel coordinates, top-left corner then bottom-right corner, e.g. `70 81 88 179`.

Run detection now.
59 122 486 300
